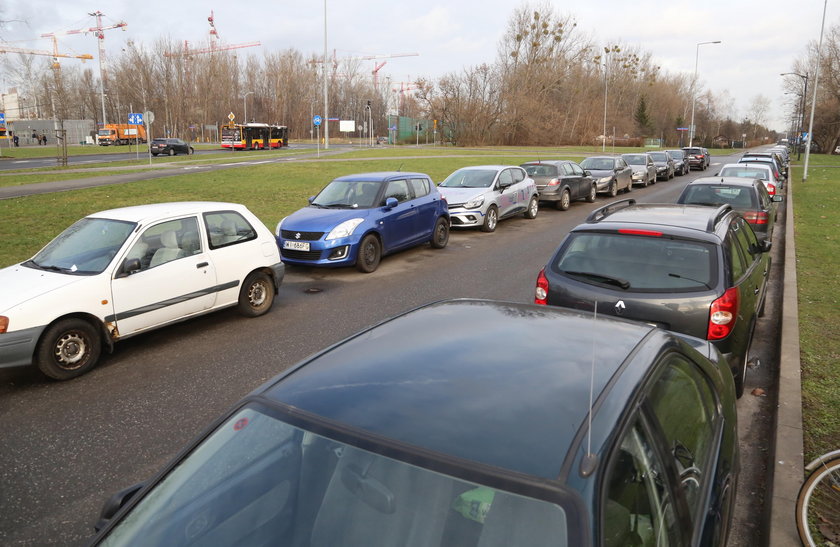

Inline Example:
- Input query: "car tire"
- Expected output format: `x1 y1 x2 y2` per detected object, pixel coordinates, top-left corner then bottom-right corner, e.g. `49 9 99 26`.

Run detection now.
168 148 175 156
556 189 571 211
524 195 539 219
238 271 275 317
733 352 748 399
625 181 632 193
356 234 382 272
188 147 194 155
35 318 102 380
608 181 618 197
152 153 158 157
481 205 498 232
585 184 597 203
430 217 449 248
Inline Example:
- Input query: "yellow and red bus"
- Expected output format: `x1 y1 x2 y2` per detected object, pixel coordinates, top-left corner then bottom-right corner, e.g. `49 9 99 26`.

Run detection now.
221 123 288 150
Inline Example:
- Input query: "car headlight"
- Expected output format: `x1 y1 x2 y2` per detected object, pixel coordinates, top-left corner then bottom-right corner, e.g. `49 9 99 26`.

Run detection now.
464 195 485 209
275 217 287 236
597 176 613 184
326 218 364 240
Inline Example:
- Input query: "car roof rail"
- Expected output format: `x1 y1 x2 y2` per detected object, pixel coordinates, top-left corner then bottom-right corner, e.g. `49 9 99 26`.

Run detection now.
585 199 636 223
708 204 733 231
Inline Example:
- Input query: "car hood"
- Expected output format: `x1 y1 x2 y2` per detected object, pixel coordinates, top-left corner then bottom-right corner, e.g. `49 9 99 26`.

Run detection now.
584 168 613 178
0 264 83 312
629 165 648 173
281 206 373 232
437 187 487 205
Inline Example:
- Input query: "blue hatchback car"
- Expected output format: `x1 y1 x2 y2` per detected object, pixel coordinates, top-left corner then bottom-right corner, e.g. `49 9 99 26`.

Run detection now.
276 172 450 273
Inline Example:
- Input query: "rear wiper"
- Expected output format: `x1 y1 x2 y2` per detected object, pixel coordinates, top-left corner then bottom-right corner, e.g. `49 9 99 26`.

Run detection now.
667 272 711 290
562 270 630 290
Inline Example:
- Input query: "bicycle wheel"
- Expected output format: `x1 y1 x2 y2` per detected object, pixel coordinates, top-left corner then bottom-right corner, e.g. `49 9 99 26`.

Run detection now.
796 455 840 546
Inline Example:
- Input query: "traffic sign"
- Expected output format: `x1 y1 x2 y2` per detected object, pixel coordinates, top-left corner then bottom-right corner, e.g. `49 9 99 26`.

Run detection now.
676 127 688 131
144 111 155 124
0 112 5 124
128 112 143 125
313 115 322 126
228 112 235 121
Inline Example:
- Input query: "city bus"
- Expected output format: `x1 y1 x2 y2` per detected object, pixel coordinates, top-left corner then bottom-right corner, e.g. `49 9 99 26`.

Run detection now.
221 123 288 150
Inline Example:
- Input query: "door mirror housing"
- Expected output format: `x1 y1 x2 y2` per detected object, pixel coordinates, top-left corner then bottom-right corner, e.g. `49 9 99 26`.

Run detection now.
115 258 142 279
384 197 399 209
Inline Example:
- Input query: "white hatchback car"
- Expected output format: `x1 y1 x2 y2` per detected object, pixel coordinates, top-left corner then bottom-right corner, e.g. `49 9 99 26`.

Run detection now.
437 165 538 232
0 202 284 380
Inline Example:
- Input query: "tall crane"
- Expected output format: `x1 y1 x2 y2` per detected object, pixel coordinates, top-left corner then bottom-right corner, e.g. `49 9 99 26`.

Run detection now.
0 37 94 69
165 11 260 59
41 11 128 126
309 52 418 89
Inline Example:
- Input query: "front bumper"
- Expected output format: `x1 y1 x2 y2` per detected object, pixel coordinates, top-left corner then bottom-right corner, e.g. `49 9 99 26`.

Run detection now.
631 172 647 182
277 234 361 267
448 207 488 227
0 324 45 369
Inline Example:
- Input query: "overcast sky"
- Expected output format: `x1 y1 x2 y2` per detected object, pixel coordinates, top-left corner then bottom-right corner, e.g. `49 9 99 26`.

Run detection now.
1 1 833 131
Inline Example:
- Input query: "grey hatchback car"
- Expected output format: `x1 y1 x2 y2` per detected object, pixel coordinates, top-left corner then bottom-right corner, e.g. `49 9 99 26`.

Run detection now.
536 199 771 397
521 160 597 210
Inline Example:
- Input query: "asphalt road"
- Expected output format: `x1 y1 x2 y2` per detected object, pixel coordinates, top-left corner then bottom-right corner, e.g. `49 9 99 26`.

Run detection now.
0 152 781 545
0 147 221 171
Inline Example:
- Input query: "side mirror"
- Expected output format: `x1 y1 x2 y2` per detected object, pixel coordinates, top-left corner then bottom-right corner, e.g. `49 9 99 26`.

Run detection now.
307 196 316 204
584 170 592 176
384 197 399 209
115 258 142 279
94 482 146 532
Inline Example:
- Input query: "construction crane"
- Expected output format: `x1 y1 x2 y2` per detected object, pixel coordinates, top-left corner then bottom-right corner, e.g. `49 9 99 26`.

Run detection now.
0 37 94 69
309 52 418 89
41 11 128 126
392 81 418 115
165 11 260 59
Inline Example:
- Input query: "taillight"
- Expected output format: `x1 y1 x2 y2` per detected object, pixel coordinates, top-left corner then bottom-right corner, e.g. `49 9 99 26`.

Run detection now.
547 178 560 186
766 183 776 196
0 316 7 333
618 229 663 237
742 211 769 225
535 268 549 305
708 287 739 340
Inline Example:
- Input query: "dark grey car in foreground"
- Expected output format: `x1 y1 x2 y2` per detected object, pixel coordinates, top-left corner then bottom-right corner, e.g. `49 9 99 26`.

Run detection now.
536 199 771 398
90 299 739 547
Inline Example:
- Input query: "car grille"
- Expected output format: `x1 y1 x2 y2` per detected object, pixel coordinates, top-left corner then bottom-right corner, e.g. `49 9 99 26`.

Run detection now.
280 230 324 241
281 248 323 260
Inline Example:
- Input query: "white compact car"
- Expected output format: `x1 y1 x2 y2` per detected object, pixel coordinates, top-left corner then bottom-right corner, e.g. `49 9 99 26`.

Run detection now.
0 202 284 380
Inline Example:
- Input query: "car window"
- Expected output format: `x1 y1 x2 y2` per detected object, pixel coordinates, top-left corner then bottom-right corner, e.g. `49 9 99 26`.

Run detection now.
381 179 411 204
617 158 627 168
570 163 584 176
100 406 572 547
603 417 681 547
562 163 575 176
725 231 747 281
524 164 559 177
204 211 257 249
731 218 758 269
133 217 200 270
511 168 526 183
30 217 136 275
498 169 514 187
409 178 430 198
553 233 716 292
646 354 718 525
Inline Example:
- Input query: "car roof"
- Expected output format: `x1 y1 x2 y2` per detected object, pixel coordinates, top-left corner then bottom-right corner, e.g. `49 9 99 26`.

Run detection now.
687 176 760 187
579 201 732 240
521 160 570 166
89 201 248 222
259 299 659 479
581 155 619 160
453 165 518 171
333 171 431 182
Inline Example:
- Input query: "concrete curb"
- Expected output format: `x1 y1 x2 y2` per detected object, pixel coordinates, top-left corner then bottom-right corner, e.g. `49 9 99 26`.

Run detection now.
768 179 805 546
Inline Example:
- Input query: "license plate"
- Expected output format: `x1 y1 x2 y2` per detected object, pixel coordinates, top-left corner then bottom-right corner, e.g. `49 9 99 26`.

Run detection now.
283 240 310 251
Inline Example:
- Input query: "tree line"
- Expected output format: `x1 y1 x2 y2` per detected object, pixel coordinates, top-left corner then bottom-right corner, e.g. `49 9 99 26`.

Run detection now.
3 3 781 148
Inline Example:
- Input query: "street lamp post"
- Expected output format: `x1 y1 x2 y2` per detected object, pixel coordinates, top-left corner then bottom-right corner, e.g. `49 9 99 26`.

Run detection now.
781 72 808 160
243 91 254 125
323 0 329 150
689 40 721 148
804 0 828 182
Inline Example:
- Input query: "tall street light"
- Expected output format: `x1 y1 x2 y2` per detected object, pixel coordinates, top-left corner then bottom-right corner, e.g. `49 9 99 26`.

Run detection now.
243 91 254 125
804 0 828 183
689 40 721 147
781 72 808 160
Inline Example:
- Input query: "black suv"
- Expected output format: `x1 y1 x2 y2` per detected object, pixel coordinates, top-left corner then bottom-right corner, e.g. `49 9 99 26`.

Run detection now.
535 199 771 397
150 138 194 156
682 146 710 170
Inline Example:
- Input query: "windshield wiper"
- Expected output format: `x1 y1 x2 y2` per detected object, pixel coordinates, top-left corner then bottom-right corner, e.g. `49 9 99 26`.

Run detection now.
667 272 711 290
562 270 630 290
28 261 73 273
323 203 353 208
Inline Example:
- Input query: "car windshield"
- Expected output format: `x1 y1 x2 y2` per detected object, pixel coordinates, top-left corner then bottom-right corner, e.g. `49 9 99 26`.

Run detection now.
440 169 497 188
523 164 559 177
667 151 684 159
553 233 716 291
623 155 646 166
311 179 383 208
26 217 136 275
649 153 668 161
580 158 614 170
680 185 756 208
719 167 769 180
99 406 570 546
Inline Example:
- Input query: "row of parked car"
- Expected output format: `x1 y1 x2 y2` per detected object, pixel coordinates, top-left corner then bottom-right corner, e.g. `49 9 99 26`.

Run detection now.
1 146 788 546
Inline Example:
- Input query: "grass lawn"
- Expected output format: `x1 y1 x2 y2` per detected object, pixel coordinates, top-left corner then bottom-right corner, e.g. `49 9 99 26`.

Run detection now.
791 156 840 461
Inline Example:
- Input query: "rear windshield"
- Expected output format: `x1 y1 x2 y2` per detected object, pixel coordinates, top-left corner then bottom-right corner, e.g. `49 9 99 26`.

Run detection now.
523 164 559 177
719 166 769 180
552 232 717 292
683 148 702 155
680 185 757 208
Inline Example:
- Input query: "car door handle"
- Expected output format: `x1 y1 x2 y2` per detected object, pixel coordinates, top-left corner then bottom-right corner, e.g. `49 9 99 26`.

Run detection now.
196 262 209 269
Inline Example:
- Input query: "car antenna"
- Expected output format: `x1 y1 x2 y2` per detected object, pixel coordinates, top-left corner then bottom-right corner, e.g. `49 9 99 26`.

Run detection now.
580 300 599 477
397 162 404 172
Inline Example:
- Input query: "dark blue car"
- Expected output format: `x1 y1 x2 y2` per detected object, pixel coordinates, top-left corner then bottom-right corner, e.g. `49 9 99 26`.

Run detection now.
275 172 449 273
91 300 739 546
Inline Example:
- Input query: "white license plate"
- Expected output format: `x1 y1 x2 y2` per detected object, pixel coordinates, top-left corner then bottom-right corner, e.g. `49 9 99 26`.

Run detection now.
283 240 310 251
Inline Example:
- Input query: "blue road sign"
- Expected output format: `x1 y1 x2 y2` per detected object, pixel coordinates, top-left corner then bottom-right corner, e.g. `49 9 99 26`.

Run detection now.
313 115 322 126
128 113 143 125
0 112 5 124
